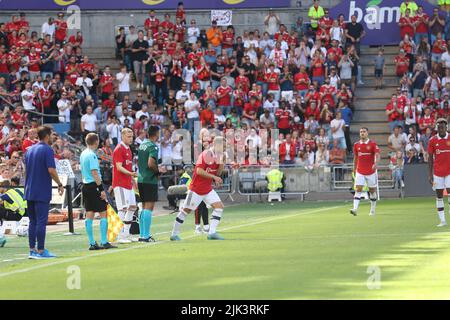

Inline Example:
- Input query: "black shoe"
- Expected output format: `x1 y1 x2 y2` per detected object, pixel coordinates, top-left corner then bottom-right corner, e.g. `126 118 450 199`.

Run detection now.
101 242 117 249
138 236 156 243
89 242 102 251
163 206 176 211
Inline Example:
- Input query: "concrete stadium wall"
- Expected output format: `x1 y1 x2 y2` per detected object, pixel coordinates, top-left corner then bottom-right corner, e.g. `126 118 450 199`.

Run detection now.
0 0 343 48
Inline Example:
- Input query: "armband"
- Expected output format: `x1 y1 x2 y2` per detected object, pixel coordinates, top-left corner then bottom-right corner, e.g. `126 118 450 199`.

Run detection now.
97 184 104 192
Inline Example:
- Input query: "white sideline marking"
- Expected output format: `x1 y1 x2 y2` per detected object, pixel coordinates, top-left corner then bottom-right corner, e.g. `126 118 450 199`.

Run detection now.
0 206 343 279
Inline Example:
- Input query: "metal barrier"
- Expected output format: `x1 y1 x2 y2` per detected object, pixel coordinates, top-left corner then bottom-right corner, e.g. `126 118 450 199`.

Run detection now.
236 165 311 197
182 163 234 195
331 164 395 190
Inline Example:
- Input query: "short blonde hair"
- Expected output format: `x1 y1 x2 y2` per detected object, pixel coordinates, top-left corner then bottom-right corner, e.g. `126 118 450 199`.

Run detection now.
121 128 133 137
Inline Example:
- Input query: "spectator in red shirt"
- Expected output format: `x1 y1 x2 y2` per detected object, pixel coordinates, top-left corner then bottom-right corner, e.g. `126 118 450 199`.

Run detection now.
200 102 215 128
17 13 30 33
216 78 232 115
55 12 68 44
294 64 310 97
279 134 296 164
235 68 250 94
133 115 147 137
222 25 235 58
176 2 186 24
275 101 292 136
11 105 28 130
305 100 321 122
311 50 325 86
161 14 175 33
242 96 259 127
413 6 429 44
419 106 435 134
394 49 409 77
104 93 116 117
100 66 114 101
22 128 38 153
399 9 415 39
266 63 280 101
386 94 405 132
305 84 322 110
65 55 79 86
68 31 83 48
431 32 447 70
144 10 160 35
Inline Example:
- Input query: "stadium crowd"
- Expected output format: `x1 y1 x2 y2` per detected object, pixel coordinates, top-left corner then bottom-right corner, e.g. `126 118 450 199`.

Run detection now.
387 2 450 187
0 0 368 189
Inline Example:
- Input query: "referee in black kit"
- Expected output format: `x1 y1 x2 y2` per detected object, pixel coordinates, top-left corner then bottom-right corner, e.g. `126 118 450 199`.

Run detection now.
79 133 116 250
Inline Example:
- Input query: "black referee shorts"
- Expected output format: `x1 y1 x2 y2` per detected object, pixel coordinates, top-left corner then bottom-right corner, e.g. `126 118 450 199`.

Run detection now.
138 183 158 203
82 183 108 213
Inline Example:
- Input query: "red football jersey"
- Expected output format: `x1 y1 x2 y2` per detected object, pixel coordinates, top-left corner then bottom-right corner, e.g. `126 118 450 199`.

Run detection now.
354 140 380 175
428 133 450 177
112 143 133 190
216 86 232 106
190 150 220 195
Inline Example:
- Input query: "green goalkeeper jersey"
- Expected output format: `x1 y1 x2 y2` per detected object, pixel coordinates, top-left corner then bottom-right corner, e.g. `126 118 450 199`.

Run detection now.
137 140 159 185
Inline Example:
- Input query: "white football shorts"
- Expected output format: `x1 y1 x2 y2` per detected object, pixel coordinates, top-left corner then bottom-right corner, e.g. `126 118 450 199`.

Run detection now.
433 175 450 190
113 186 137 210
355 172 378 188
181 189 221 211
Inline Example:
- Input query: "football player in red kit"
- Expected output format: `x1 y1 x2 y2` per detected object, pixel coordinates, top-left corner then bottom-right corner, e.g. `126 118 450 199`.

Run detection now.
350 127 380 216
171 136 225 241
428 118 450 227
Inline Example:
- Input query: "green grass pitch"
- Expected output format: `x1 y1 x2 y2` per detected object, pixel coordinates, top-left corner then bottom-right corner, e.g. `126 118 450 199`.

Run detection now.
1 197 450 300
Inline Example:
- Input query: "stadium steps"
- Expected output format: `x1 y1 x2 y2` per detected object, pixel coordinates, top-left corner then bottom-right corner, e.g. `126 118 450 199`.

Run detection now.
359 53 397 65
352 45 399 163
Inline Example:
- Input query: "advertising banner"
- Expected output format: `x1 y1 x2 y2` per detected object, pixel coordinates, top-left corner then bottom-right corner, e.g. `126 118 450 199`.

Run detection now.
330 0 441 45
0 0 291 10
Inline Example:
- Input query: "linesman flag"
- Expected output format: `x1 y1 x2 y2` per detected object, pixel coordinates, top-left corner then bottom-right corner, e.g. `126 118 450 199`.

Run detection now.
107 204 123 243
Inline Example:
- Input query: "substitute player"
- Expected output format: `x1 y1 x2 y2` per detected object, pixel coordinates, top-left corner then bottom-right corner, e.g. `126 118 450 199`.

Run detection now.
170 136 225 241
428 118 450 227
80 133 116 250
113 128 139 243
137 125 166 242
350 127 380 216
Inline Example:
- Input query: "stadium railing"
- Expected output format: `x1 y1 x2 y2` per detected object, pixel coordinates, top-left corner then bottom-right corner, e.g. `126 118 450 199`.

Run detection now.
331 164 394 190
0 95 60 126
235 164 311 198
181 163 234 195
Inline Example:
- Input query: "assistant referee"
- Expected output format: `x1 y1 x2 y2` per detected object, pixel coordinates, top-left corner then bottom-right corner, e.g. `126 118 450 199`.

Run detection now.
80 133 116 250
